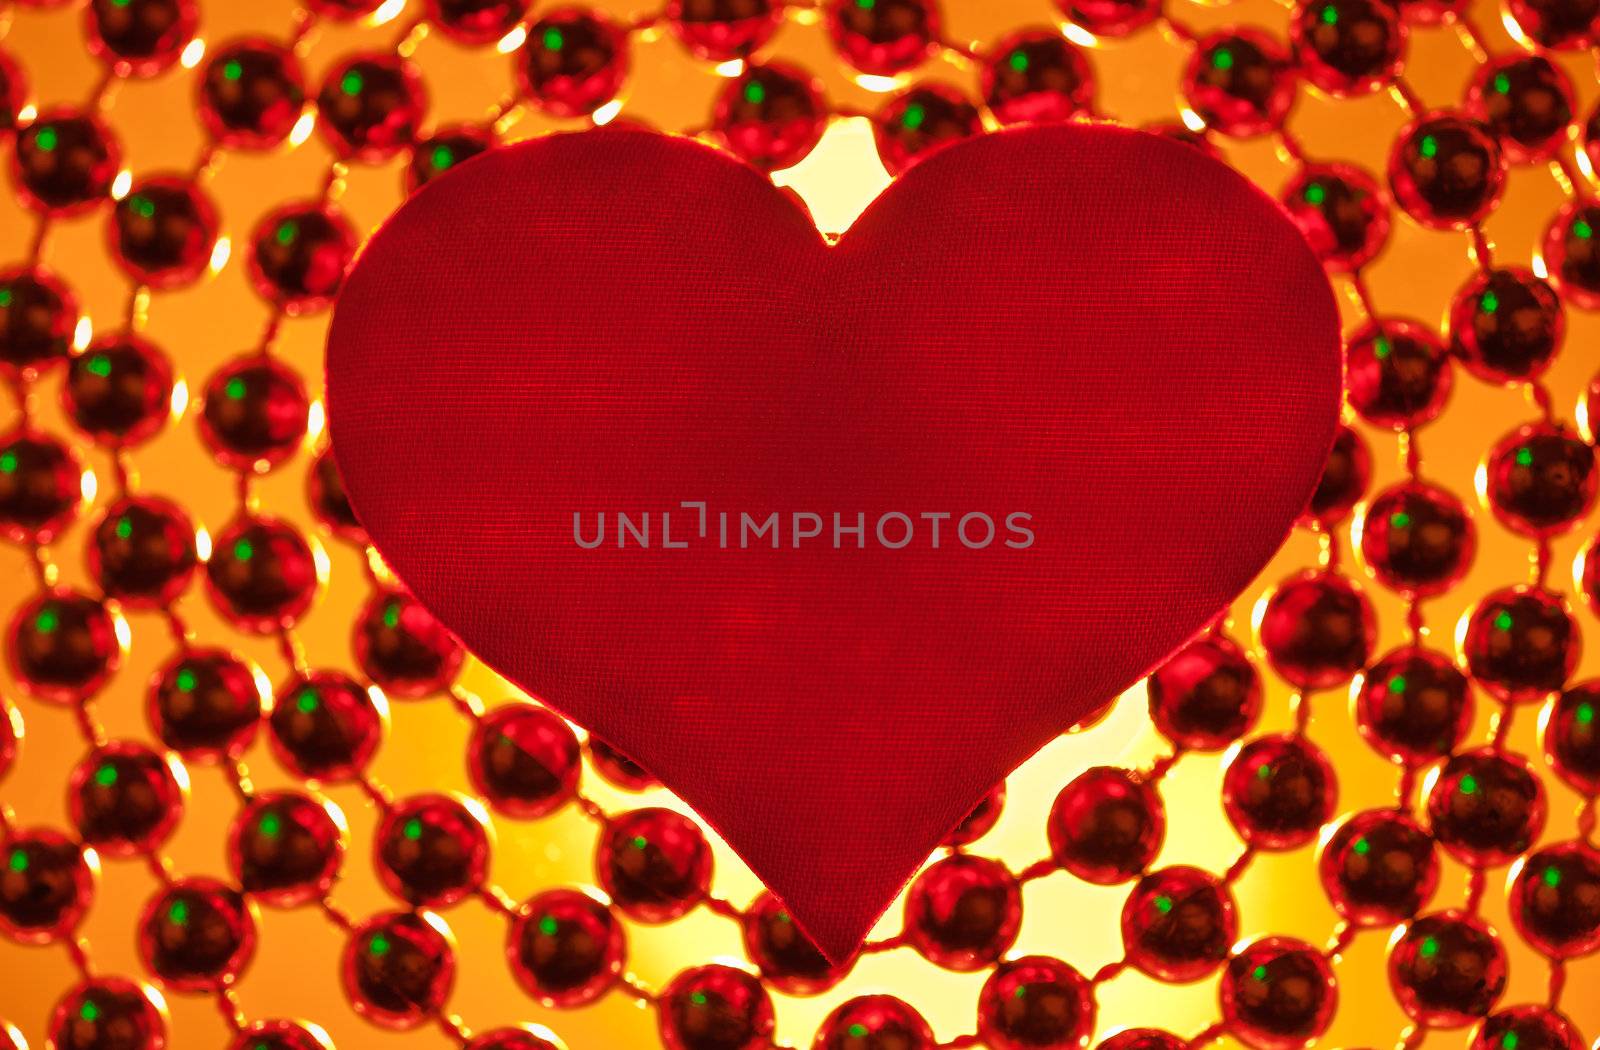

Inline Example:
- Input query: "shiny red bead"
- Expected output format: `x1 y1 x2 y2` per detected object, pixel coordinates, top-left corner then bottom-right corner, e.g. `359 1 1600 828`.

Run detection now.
469 703 581 819
1182 31 1295 137
742 890 849 995
596 807 712 922
0 429 86 543
148 648 266 760
1460 585 1580 702
137 877 256 991
88 496 197 606
374 793 490 907
977 955 1094 1050
342 910 456 1029
1290 0 1404 96
1504 0 1600 48
85 0 197 77
199 39 307 149
1148 635 1262 751
944 780 1005 847
67 741 185 857
1255 570 1376 690
267 671 385 782
464 1028 564 1050
247 202 357 313
1047 765 1164 883
107 176 217 287
1541 680 1600 794
1388 113 1505 229
63 335 174 447
1466 56 1575 163
874 83 982 178
825 0 939 76
1356 481 1474 596
0 827 95 943
1354 646 1473 766
1219 937 1336 1050
1448 268 1563 384
506 886 625 1007
903 853 1022 971
1280 163 1390 272
353 589 464 697
317 54 426 161
46 976 166 1050
426 0 527 45
1542 200 1600 309
1508 840 1600 959
1057 0 1160 36
0 267 77 380
1388 910 1507 1026
227 1020 334 1050
205 516 322 632
1318 808 1439 925
307 445 365 541
7 589 123 702
1223 734 1337 850
587 735 658 790
0 703 16 779
11 109 121 216
658 964 774 1050
1482 423 1596 537
1345 319 1452 430
980 30 1094 126
813 995 935 1050
519 9 629 118
1302 423 1370 525
714 63 826 171
407 124 495 194
1426 748 1546 866
228 790 347 906
666 0 781 61
1121 865 1236 982
1470 1007 1585 1050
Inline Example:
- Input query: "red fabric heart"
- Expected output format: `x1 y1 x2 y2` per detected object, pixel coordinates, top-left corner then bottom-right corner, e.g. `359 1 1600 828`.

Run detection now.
326 125 1340 962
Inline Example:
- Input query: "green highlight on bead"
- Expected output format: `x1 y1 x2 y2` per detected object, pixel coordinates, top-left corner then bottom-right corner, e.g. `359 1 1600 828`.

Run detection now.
1211 48 1234 71
225 376 247 400
0 451 17 474
1504 1033 1521 1050
129 195 156 219
857 0 876 7
35 608 60 634
87 354 112 378
430 145 455 171
543 26 565 51
94 764 118 787
1515 447 1534 467
1391 511 1411 529
176 667 197 692
901 102 927 131
1575 219 1595 240
0 289 11 308
538 914 559 936
402 817 423 841
1153 894 1173 914
233 538 254 562
8 849 28 873
296 689 319 714
743 79 766 106
1304 182 1326 205
369 934 391 956
114 515 133 540
1481 290 1499 314
275 221 298 247
259 812 282 838
1494 610 1514 631
690 992 708 1006
1419 135 1438 159
1493 72 1510 94
341 70 364 96
383 602 401 629
1419 935 1439 958
1374 336 1392 360
36 126 59 152
1353 836 1370 855
168 899 190 926
1320 4 1338 23
848 1025 869 1039
1544 866 1562 887
1388 675 1407 693
1251 964 1268 981
79 1000 99 1022
1578 702 1595 726
1460 773 1479 795
631 835 648 850
1009 49 1030 73
223 60 244 82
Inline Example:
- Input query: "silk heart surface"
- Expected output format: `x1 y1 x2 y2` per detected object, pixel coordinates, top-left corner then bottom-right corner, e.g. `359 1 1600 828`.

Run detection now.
326 124 1340 962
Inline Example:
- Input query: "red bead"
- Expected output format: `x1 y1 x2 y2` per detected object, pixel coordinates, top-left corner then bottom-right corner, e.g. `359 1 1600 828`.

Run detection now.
0 267 77 380
976 955 1094 1050
374 793 490 908
1121 865 1236 982
1255 570 1376 690
267 671 385 782
63 335 174 447
10 109 121 217
1504 0 1599 48
587 736 657 790
1222 734 1337 850
1280 163 1391 272
873 83 982 178
519 9 629 118
306 445 365 541
89 496 197 606
342 910 456 1029
506 887 624 1007
1356 481 1474 596
425 0 526 45
85 0 196 77
317 54 426 161
1542 200 1600 309
713 63 826 171
67 741 185 857
813 995 934 1050
1448 268 1563 384
1466 56 1575 163
944 781 1005 847
1388 113 1505 229
1057 0 1159 35
1541 680 1600 794
1318 808 1438 925
1388 910 1507 1026
1047 766 1164 883
1482 424 1596 537
205 516 323 632
227 790 347 906
658 964 774 1050
596 807 712 922
148 648 265 761
227 1020 334 1050
825 0 939 76
1426 748 1546 866
353 589 464 697
1344 319 1453 430
1148 634 1262 751
1470 1007 1585 1050
7 589 123 702
1182 30 1295 137
0 827 95 942
1508 840 1600 958
742 890 849 995
0 49 25 137
407 124 495 194
0 702 17 779
981 30 1094 126
199 39 307 149
307 0 385 18
0 429 86 543
1219 937 1336 1050
137 877 256 991
46 976 166 1050
247 203 357 313
469 703 581 819
1094 1032 1186 1050
1301 423 1370 525
1354 646 1473 766
903 853 1021 970
107 176 217 288
666 0 781 61
464 1028 564 1050
1460 585 1580 702
1391 0 1465 22
1290 0 1404 96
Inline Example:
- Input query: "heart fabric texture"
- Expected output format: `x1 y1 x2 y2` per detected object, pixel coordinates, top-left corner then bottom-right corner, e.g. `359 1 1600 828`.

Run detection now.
325 124 1341 962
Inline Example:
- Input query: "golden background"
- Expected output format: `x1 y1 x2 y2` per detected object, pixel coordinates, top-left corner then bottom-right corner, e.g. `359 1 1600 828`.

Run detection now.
1 0 1599 1047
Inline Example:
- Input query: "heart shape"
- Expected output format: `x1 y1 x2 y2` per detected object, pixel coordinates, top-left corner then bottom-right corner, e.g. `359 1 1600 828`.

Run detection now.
326 124 1340 962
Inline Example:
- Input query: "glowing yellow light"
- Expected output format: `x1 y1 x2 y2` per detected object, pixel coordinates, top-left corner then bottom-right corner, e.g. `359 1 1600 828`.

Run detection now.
496 25 528 53
80 466 97 505
771 117 892 236
208 237 231 274
1061 22 1099 47
16 104 36 124
368 0 406 26
179 38 206 69
1179 107 1208 133
713 59 746 78
170 378 189 420
111 170 132 200
194 525 212 561
289 109 316 147
591 99 624 126
306 400 327 443
852 74 904 94
73 316 94 351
